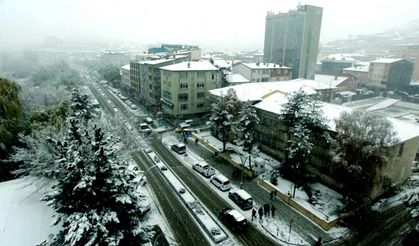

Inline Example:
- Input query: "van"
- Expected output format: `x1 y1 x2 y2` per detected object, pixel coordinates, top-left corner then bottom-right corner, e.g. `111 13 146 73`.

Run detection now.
192 162 215 178
228 189 253 211
210 174 231 191
171 143 186 155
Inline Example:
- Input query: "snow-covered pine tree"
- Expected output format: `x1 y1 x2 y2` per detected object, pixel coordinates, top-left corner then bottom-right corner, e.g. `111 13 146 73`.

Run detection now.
279 89 327 185
330 109 398 208
42 118 145 246
238 101 260 170
211 95 234 152
70 87 93 124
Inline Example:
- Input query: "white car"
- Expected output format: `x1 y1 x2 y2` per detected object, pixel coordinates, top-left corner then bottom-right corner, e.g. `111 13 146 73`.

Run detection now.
192 162 215 178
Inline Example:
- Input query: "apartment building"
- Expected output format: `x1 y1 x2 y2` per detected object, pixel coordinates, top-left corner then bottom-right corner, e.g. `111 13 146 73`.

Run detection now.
232 62 292 82
129 56 188 107
160 61 221 119
368 58 413 90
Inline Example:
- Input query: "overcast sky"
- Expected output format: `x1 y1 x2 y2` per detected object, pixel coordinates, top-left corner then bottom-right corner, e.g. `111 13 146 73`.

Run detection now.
1 0 418 51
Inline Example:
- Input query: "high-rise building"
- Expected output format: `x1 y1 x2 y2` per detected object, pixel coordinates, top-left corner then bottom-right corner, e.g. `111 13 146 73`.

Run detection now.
263 4 323 79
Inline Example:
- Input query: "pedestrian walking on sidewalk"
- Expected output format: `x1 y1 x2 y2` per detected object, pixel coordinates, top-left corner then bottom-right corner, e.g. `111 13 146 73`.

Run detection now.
271 204 276 217
314 237 322 246
258 207 263 220
270 190 274 200
251 208 257 221
195 138 199 145
263 203 270 217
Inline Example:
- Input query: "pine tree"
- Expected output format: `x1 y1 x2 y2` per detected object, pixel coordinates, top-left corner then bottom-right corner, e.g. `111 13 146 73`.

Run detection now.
70 87 93 125
42 119 145 246
279 89 327 185
238 101 260 170
210 90 240 152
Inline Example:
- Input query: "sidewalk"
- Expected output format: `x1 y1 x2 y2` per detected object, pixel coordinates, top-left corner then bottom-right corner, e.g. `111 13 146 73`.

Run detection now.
185 135 337 245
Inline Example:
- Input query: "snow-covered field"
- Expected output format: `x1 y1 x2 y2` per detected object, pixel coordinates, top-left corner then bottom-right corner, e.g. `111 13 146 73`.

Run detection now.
0 177 59 246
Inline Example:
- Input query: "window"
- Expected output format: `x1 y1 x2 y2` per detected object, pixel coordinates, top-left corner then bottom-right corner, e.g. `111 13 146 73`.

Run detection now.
180 83 188 89
178 93 188 101
197 92 205 98
197 71 204 78
180 72 188 79
180 104 188 110
398 143 404 157
197 82 204 88
197 103 205 108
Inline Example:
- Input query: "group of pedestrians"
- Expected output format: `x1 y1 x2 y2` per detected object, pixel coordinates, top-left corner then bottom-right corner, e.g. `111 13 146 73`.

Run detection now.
251 203 276 221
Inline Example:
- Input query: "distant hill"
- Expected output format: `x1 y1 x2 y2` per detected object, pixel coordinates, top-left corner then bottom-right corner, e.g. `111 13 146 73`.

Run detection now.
322 19 419 56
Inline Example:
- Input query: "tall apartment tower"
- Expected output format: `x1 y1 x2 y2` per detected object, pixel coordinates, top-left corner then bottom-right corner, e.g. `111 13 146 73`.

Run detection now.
263 4 323 79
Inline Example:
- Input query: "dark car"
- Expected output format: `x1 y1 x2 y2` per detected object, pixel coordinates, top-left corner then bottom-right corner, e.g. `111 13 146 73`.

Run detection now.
228 189 253 211
218 208 248 232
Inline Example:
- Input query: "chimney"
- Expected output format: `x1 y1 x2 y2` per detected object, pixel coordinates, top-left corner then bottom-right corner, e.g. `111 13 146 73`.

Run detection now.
187 62 191 68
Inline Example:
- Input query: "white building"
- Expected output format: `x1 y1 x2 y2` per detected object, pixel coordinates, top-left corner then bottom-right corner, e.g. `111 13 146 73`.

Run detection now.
120 64 130 88
232 62 291 82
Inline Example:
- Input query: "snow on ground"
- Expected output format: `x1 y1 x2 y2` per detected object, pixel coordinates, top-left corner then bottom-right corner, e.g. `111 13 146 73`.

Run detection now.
193 130 343 221
0 177 60 246
161 132 308 245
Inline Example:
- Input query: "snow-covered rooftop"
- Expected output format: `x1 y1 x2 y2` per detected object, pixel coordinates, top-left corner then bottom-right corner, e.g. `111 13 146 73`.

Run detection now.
160 61 218 71
225 74 250 84
343 64 369 72
210 79 332 102
212 59 231 69
121 64 130 70
314 74 350 87
228 209 246 222
321 54 358 63
239 62 290 70
138 55 188 65
254 93 419 142
371 58 403 64
234 189 252 200
0 177 59 246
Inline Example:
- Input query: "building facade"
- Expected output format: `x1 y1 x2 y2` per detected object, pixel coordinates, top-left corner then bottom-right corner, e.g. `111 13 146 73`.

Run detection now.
120 64 130 90
232 62 291 82
263 4 323 79
253 95 419 200
160 61 221 119
129 56 188 107
368 58 413 90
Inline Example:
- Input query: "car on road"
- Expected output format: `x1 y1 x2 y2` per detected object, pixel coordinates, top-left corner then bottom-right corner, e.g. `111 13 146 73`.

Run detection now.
210 174 231 191
171 143 186 154
192 162 215 178
218 208 248 233
140 123 152 133
144 117 153 124
228 189 253 211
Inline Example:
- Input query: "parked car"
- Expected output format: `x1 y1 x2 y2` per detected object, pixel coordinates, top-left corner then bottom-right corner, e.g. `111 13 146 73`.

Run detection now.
171 143 186 154
218 208 248 232
228 189 253 210
140 123 151 133
144 117 153 124
210 174 231 191
192 162 215 178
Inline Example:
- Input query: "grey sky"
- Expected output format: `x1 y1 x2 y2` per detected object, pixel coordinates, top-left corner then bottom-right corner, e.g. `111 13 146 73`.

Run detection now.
1 0 418 51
